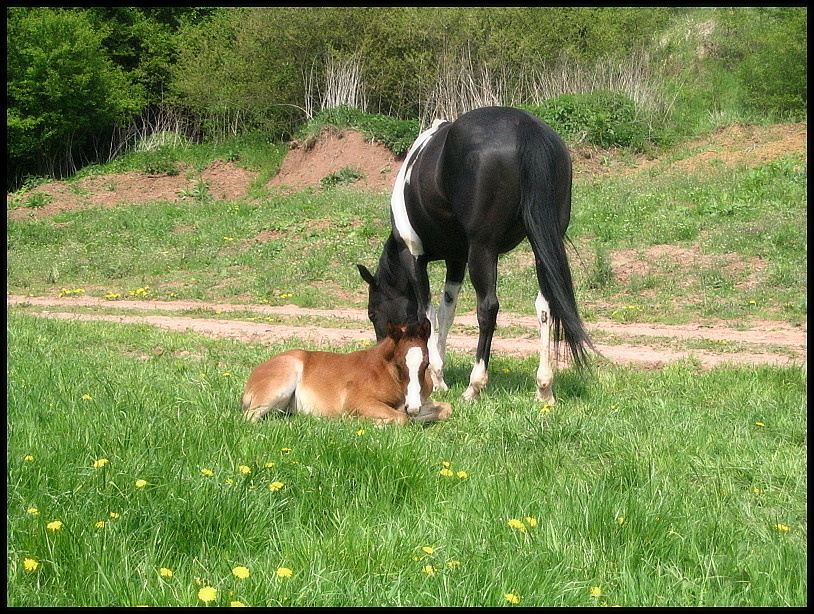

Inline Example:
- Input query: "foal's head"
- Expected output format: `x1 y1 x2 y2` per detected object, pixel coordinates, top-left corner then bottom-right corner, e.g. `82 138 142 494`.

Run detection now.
385 318 432 416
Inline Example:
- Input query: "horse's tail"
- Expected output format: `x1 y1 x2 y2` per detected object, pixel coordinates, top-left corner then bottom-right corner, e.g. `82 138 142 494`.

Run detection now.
519 119 595 368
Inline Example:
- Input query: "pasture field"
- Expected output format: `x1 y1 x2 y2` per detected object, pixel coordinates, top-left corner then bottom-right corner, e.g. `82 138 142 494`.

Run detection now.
6 132 807 606
6 312 806 607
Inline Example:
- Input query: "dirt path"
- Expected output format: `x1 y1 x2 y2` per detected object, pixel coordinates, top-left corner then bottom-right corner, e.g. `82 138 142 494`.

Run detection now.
8 295 805 370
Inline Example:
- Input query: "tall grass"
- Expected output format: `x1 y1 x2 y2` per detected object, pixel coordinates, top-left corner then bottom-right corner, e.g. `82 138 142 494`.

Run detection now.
7 312 806 606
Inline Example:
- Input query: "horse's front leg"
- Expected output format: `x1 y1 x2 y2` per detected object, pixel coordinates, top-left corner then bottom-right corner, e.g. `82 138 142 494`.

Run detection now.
427 260 466 391
463 250 499 401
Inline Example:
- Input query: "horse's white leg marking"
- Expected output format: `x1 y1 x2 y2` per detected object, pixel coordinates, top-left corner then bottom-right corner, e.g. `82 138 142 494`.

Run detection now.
463 359 488 401
427 281 461 391
535 291 555 405
390 123 443 257
404 346 425 416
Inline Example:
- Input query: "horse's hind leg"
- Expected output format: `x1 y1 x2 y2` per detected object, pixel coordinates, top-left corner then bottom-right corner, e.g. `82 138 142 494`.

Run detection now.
242 355 301 421
463 248 499 401
535 291 555 405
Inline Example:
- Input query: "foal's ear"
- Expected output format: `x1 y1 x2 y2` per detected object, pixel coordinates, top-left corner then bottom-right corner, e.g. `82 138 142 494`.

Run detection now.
385 321 404 341
357 264 376 287
417 317 432 341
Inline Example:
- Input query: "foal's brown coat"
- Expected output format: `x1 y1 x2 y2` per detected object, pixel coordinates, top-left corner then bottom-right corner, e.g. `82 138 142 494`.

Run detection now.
243 320 453 425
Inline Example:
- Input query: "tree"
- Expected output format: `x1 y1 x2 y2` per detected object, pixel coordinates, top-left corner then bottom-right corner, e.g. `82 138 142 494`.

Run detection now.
7 7 143 184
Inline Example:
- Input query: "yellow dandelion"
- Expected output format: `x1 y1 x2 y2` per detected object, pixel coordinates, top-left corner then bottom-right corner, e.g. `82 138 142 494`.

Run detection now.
504 592 521 604
23 557 39 571
24 455 34 461
276 567 293 578
507 518 527 532
422 565 436 575
46 520 63 531
230 601 246 607
264 462 276 468
201 468 214 477
95 521 106 529
238 465 251 474
442 461 451 468
447 560 461 568
616 516 626 525
421 546 435 555
439 468 454 477
93 458 109 468
269 481 285 491
222 372 231 377
541 404 553 413
232 566 250 579
135 479 148 488
525 516 538 527
775 523 790 532
81 394 93 400
109 512 120 518
281 448 292 453
456 471 468 479
356 429 366 436
159 567 173 578
589 586 602 597
755 422 766 427
27 507 39 515
198 586 218 603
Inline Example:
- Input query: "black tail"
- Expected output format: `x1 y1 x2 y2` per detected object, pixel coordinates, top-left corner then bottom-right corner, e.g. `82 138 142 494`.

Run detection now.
519 120 595 368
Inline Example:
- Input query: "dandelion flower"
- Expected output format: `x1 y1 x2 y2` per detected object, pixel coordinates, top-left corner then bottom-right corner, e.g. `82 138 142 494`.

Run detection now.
356 429 366 436
46 520 63 531
222 372 231 377
439 468 454 477
422 565 436 575
198 586 218 603
238 465 251 474
525 516 538 527
109 512 120 518
269 481 285 491
135 479 148 488
27 507 39 515
442 461 451 468
504 592 521 604
507 519 527 532
93 458 109 468
276 567 293 578
589 586 602 597
281 448 292 453
159 567 173 578
24 455 34 461
201 468 214 477
232 566 250 579
95 521 106 529
421 546 435 555
23 558 39 571
230 601 246 607
81 394 93 400
755 422 766 427
447 560 461 568
456 471 468 479
775 523 790 532
616 516 626 525
264 462 275 468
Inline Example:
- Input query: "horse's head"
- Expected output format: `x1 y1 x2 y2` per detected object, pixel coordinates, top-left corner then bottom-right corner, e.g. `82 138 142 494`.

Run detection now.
357 236 421 341
385 317 433 416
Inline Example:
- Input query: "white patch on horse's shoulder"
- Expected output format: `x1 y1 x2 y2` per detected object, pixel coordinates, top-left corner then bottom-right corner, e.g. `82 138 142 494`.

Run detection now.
431 118 447 129
391 123 442 257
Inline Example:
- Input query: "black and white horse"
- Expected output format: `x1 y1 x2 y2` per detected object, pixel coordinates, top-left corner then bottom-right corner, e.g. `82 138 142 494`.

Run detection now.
358 106 593 404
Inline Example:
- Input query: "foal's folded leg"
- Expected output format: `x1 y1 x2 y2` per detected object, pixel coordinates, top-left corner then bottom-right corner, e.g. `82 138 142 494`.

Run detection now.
354 401 411 425
412 401 454 423
242 355 301 421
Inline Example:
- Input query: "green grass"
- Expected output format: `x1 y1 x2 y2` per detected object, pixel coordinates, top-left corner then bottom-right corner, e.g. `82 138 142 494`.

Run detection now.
7 312 806 606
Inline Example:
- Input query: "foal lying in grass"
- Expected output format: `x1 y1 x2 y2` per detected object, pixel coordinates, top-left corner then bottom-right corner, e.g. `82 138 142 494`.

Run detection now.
243 318 453 425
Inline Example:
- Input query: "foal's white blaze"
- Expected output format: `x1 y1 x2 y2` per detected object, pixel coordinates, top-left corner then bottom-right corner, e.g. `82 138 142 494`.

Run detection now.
427 280 462 391
391 121 444 257
404 346 425 415
535 291 555 404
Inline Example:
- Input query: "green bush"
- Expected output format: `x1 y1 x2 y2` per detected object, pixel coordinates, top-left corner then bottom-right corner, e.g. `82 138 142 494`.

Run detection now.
523 91 647 150
301 106 420 157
